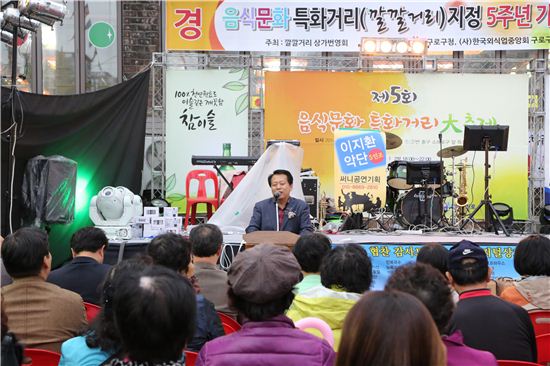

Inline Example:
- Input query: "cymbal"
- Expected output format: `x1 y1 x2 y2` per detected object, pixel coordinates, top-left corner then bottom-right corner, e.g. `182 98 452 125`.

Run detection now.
437 145 466 159
385 132 402 150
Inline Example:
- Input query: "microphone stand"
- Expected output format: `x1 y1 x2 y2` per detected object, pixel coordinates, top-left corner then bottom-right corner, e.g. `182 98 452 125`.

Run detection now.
274 193 280 231
438 133 446 226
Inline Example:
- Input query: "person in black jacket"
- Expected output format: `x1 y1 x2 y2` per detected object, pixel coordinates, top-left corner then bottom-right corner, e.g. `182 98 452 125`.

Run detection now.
446 240 537 362
48 227 111 305
147 233 224 351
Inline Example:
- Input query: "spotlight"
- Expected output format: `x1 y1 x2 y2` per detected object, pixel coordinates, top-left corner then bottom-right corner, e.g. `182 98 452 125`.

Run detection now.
360 37 428 56
380 40 393 53
2 8 41 32
1 30 14 46
411 40 426 54
361 39 377 53
19 0 66 27
395 41 408 54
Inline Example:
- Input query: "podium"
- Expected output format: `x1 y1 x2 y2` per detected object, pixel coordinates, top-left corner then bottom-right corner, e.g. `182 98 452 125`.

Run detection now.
242 231 300 249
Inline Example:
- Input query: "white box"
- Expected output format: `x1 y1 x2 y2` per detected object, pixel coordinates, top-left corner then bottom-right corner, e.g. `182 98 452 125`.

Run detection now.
143 206 160 217
134 216 151 224
143 224 161 238
150 217 165 229
163 207 178 218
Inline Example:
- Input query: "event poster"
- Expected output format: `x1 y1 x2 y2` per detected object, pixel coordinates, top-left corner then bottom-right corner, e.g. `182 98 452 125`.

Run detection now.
365 243 519 290
265 72 529 219
166 1 550 52
165 69 249 212
334 129 387 213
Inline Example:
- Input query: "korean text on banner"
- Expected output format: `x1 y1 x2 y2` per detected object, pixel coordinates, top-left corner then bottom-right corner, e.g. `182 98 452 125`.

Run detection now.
166 1 550 52
334 129 387 214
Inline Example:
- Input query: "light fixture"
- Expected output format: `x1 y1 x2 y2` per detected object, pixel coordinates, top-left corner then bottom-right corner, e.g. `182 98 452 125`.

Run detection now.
18 0 66 27
0 11 32 38
89 186 143 240
2 7 41 32
1 30 14 45
360 37 428 55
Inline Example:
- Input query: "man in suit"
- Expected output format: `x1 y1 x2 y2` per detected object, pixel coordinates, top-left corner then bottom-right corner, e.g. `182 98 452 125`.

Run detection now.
48 226 111 305
190 223 237 318
1 227 87 352
246 169 313 235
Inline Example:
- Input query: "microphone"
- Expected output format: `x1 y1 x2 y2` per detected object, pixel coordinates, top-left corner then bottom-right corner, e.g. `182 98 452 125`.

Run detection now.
273 192 281 200
438 133 443 141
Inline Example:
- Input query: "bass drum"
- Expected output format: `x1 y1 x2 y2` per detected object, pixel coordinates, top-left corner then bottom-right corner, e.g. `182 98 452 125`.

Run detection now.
396 188 442 227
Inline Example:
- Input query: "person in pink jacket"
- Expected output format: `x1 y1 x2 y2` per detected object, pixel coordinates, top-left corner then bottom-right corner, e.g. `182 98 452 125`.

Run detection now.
196 244 335 366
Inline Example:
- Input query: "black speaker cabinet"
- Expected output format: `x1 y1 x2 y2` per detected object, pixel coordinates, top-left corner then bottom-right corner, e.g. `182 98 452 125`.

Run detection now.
301 177 319 220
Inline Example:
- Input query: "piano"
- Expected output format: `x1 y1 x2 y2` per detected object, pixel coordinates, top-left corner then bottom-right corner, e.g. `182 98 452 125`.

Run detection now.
191 155 257 166
191 155 257 192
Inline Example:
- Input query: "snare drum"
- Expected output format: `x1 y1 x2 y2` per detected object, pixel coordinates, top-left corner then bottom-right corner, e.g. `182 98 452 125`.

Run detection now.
387 161 413 190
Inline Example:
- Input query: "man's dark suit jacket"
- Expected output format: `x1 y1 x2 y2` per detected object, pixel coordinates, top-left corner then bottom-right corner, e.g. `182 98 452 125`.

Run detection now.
246 196 313 235
47 256 111 305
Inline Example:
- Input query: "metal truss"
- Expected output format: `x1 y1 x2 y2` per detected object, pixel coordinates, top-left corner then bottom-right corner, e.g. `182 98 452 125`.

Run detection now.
150 52 547 231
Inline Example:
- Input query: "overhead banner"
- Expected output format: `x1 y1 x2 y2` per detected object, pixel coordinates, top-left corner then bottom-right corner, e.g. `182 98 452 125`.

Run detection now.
166 1 550 52
334 129 387 213
265 72 529 219
165 69 249 211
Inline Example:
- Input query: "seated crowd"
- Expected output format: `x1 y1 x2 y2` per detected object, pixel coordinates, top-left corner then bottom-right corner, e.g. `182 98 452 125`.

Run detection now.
1 225 549 366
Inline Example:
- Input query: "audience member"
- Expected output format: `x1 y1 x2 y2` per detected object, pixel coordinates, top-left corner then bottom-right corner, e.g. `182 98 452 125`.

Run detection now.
59 256 153 366
287 243 372 349
48 227 111 305
386 263 497 366
147 233 224 351
447 240 537 362
1 235 13 287
1 304 24 366
336 290 446 366
292 233 332 293
190 224 237 318
196 244 335 366
1 227 87 352
416 243 459 302
500 234 550 310
417 243 449 275
104 264 196 366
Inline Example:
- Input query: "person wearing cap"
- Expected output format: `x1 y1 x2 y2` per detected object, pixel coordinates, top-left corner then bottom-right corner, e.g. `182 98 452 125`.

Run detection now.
246 169 314 235
446 240 537 363
196 244 335 366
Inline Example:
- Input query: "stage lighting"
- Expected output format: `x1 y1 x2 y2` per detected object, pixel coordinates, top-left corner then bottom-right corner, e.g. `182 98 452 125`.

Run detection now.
1 30 14 45
0 11 32 39
2 8 41 33
18 0 66 27
360 37 428 55
89 186 143 240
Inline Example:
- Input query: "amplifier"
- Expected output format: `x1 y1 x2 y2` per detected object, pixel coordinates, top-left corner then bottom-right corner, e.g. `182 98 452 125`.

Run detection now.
301 177 319 221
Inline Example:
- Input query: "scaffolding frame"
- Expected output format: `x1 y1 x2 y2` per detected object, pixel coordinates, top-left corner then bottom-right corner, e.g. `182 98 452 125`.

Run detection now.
151 52 547 232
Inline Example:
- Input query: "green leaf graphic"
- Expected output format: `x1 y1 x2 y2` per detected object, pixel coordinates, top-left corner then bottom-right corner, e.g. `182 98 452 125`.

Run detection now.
239 68 249 80
235 92 248 115
229 68 242 74
223 81 246 91
166 174 176 192
166 193 185 202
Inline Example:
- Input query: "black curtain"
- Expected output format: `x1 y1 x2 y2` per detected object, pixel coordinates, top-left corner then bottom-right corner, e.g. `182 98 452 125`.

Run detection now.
1 70 150 266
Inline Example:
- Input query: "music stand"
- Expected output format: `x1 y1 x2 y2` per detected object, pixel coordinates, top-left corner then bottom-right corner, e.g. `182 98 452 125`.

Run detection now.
459 125 510 236
406 161 442 228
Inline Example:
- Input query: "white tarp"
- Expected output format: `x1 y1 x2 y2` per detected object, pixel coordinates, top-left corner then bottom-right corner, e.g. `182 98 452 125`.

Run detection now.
209 142 305 230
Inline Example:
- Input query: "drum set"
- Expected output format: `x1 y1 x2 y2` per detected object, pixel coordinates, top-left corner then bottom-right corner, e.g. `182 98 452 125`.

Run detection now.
382 133 472 230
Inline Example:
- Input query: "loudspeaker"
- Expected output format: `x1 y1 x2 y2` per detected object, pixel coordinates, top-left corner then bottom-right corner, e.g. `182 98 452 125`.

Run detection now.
301 177 319 220
21 155 77 225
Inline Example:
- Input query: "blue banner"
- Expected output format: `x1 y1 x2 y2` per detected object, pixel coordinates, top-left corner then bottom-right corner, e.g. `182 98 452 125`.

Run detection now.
335 131 386 174
357 243 518 290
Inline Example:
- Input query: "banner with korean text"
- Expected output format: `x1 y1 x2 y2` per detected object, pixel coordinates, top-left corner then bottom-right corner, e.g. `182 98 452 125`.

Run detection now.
165 69 249 212
334 129 387 213
166 1 550 52
364 243 519 290
264 71 529 219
